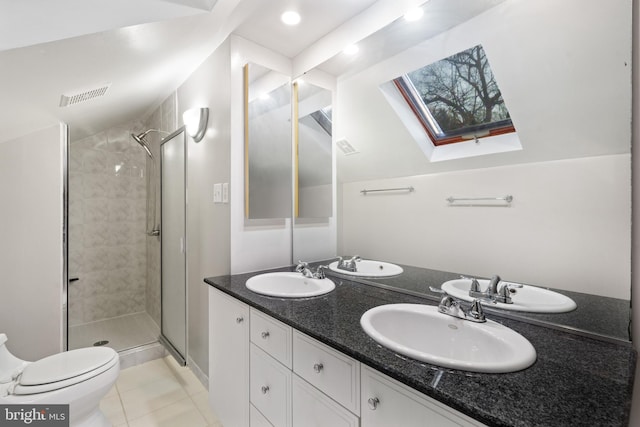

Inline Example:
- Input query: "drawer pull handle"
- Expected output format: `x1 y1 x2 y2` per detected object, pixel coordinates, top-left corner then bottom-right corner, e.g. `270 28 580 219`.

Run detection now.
261 331 270 339
368 397 380 410
261 385 270 394
313 363 324 373
236 316 244 323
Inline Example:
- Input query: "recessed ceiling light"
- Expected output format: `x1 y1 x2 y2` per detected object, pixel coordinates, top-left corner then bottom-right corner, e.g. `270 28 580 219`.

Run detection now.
404 7 424 22
281 11 301 26
343 44 359 55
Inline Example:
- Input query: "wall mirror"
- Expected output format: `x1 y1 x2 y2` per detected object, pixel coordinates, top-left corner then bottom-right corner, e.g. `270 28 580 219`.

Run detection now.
244 63 292 219
294 0 632 341
294 81 333 219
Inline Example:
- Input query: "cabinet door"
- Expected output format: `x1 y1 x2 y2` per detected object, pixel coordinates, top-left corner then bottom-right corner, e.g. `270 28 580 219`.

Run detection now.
209 288 250 427
361 366 485 427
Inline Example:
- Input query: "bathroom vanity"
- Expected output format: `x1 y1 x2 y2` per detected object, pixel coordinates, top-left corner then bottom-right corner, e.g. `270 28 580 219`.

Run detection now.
205 268 635 427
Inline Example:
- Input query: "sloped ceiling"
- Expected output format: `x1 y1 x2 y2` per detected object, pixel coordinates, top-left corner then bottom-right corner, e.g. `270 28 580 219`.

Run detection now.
0 0 397 143
0 0 218 51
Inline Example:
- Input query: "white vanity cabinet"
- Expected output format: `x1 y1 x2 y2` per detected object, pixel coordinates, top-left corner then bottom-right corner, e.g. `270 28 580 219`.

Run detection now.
209 287 485 427
361 366 486 427
209 288 251 427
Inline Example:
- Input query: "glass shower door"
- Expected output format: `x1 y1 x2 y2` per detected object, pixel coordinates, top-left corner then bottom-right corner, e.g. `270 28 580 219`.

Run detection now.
160 128 187 365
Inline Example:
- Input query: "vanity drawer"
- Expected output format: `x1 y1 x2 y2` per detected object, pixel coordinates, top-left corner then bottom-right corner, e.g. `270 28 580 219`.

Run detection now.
292 374 359 427
250 344 292 427
292 331 360 415
251 308 292 368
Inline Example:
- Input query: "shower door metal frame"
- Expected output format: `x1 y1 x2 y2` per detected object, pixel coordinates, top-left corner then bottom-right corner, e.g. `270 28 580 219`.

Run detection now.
159 126 188 366
62 123 69 351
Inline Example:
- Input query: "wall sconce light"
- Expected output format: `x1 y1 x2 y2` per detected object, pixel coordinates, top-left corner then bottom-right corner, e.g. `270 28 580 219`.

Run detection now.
183 107 209 142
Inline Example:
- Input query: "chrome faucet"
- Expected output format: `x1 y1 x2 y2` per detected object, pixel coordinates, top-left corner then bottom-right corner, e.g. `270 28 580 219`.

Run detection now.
430 287 486 323
487 275 501 295
296 261 328 279
464 274 523 304
336 255 361 272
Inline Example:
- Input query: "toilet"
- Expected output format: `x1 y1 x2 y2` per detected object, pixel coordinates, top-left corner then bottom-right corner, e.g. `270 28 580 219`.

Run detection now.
0 333 120 427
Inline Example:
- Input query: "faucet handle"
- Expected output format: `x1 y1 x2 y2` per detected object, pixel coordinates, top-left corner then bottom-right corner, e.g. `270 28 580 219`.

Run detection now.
500 282 523 291
313 265 328 279
497 282 523 303
468 299 486 322
295 260 309 273
460 275 481 292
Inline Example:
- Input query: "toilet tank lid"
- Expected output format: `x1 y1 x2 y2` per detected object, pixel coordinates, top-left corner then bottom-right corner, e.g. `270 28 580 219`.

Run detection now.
19 347 117 386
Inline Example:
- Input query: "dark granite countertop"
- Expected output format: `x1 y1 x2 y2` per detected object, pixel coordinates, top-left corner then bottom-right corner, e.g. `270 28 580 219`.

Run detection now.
204 267 636 427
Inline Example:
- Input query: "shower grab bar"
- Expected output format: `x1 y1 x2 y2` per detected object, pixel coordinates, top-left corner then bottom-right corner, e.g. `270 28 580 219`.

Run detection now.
446 195 513 204
360 186 414 195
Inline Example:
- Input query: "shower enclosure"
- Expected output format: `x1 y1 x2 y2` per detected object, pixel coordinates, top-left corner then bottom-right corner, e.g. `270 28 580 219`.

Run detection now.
67 123 161 352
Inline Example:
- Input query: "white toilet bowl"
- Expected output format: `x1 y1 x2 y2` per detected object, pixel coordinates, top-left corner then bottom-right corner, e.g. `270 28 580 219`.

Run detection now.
0 333 120 427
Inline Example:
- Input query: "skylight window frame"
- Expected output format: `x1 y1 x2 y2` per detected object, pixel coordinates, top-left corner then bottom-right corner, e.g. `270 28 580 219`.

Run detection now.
392 55 516 147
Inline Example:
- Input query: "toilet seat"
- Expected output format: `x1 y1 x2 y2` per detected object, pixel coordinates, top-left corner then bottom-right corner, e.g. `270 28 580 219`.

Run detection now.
9 347 118 396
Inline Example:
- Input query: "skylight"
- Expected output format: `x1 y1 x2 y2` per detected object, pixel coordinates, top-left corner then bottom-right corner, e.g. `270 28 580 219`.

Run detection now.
392 44 515 146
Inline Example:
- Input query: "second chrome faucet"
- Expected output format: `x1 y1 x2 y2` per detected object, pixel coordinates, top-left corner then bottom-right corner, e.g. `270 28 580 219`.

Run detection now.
429 287 486 323
295 261 328 279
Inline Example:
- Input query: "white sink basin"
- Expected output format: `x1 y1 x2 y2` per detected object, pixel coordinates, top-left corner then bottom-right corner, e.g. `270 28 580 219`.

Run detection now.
328 260 403 277
360 304 536 373
441 279 577 313
246 272 335 298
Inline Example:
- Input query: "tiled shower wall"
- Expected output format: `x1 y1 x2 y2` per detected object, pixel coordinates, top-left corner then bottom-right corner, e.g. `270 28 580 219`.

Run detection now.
68 122 149 326
144 92 178 327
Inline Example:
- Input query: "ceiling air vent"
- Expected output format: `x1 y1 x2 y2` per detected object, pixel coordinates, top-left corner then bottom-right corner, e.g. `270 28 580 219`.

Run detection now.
336 138 359 155
59 83 111 107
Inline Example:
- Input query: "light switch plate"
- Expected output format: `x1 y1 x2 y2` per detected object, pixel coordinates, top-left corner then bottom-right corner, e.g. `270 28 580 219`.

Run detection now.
213 183 222 203
222 183 229 203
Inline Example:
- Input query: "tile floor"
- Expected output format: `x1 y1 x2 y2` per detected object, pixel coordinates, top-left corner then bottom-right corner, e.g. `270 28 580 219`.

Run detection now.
69 312 160 351
100 355 222 427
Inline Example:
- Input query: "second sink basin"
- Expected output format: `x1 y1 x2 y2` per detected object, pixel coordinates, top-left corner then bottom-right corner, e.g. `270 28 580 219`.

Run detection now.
246 272 335 298
328 259 403 277
441 279 577 313
360 304 536 373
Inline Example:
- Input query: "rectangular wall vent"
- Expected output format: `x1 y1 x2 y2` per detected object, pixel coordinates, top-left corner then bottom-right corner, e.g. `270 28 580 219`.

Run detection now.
59 84 111 107
336 138 359 155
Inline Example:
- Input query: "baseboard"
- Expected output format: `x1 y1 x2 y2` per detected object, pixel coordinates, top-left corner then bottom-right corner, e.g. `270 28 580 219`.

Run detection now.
187 355 209 390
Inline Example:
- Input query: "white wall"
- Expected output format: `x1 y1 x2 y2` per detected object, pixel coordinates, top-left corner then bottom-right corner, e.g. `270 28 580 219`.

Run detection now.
177 38 232 377
229 36 293 273
0 124 64 360
340 154 630 299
